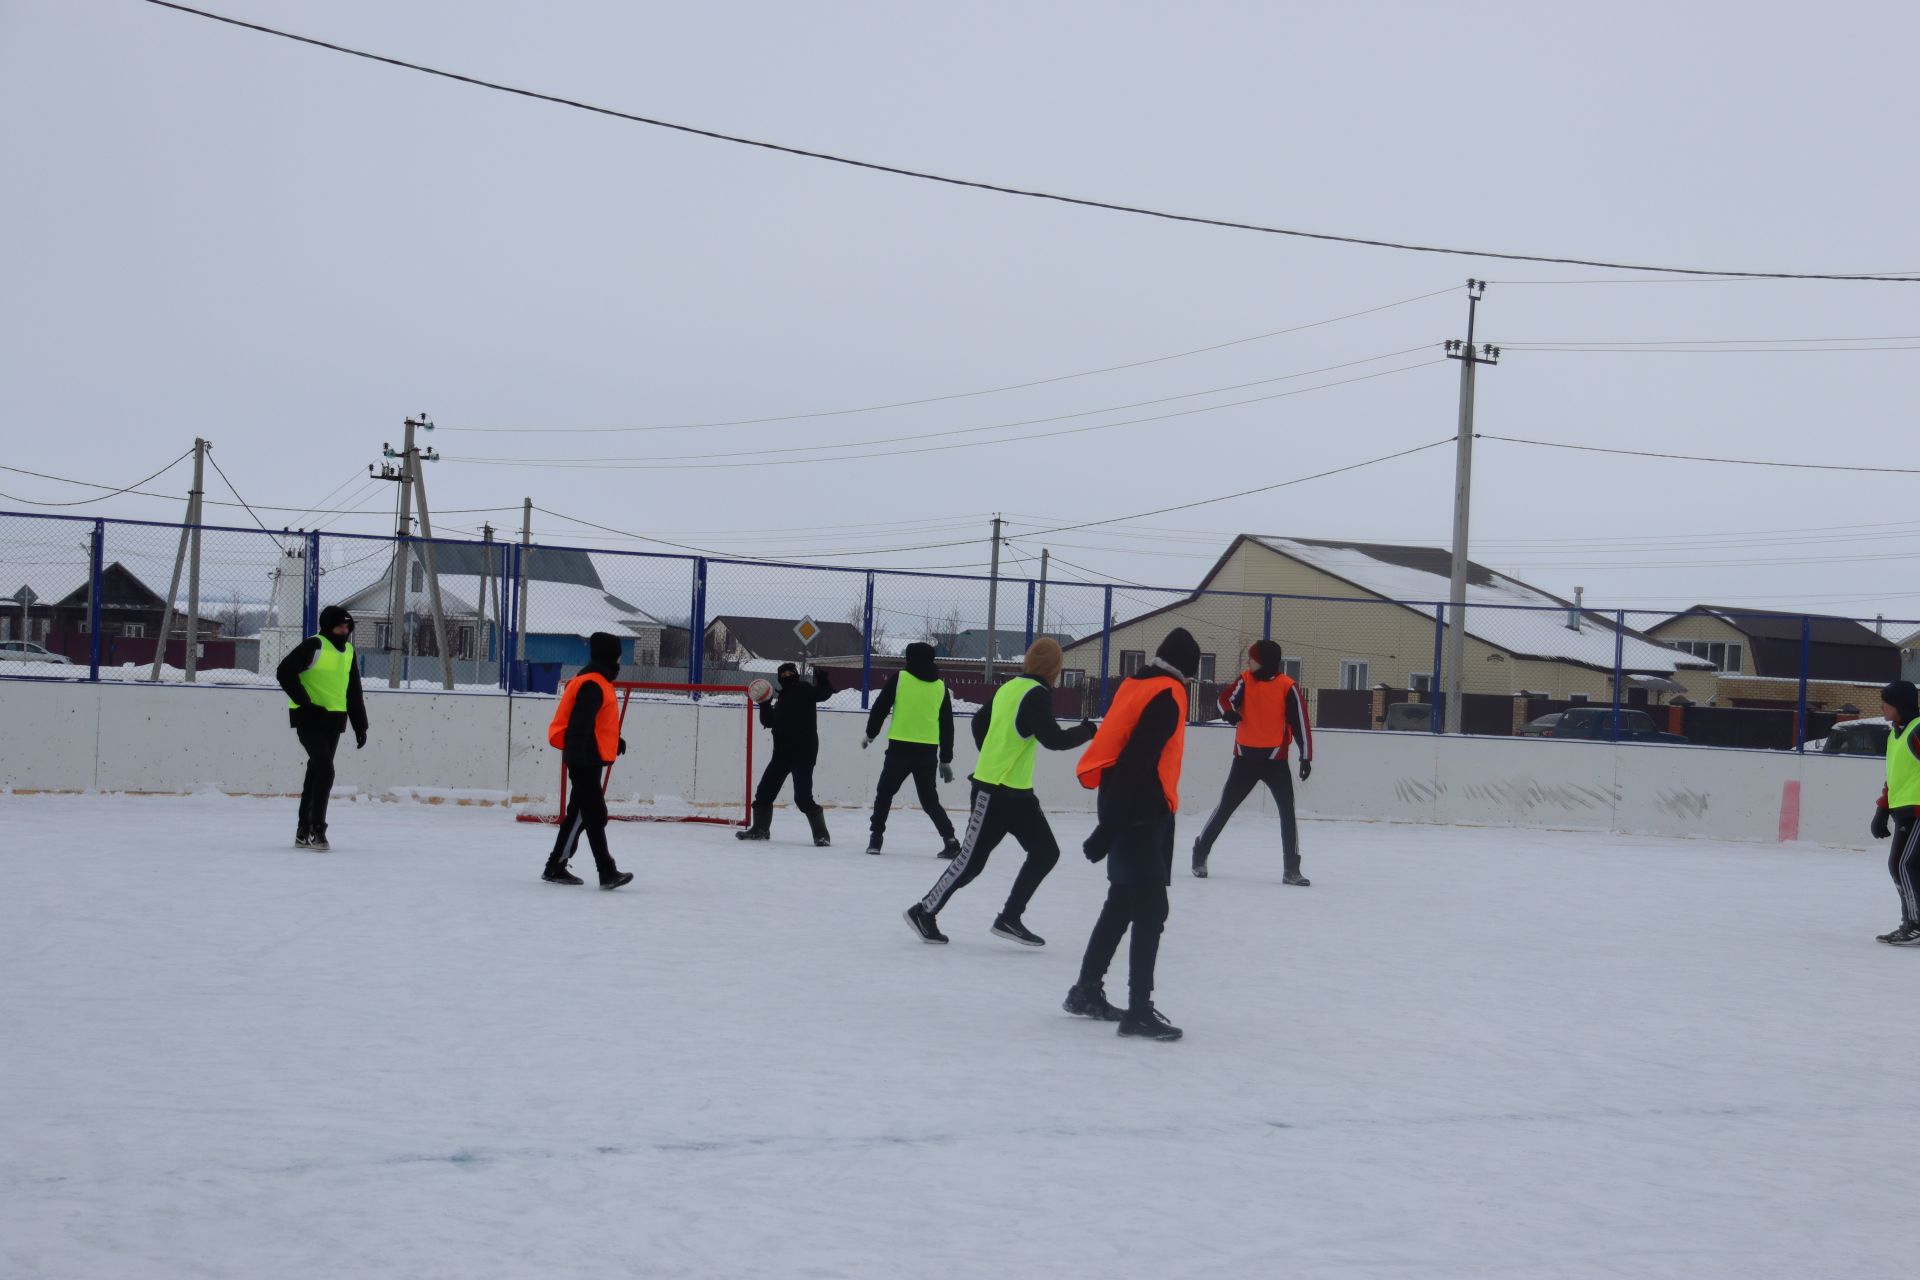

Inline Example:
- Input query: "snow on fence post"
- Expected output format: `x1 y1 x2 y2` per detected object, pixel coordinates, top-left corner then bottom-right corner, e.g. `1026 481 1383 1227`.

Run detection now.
86 519 104 682
1611 610 1627 743
1796 615 1812 752
860 570 875 711
1430 603 1445 734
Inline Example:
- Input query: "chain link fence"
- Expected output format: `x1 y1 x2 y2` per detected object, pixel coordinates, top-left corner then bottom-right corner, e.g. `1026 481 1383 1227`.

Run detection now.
3 509 1913 753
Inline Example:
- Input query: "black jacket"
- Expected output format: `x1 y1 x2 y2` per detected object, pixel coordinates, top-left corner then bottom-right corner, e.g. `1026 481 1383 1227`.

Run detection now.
969 674 1095 781
276 634 369 737
561 660 623 768
760 669 835 749
1095 669 1183 828
865 647 956 762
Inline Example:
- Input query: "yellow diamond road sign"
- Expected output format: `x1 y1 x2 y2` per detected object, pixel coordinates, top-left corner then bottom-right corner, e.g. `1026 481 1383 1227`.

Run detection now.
793 616 821 648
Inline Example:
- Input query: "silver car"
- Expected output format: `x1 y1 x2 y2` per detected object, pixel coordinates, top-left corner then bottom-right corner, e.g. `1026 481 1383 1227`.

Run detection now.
0 640 73 664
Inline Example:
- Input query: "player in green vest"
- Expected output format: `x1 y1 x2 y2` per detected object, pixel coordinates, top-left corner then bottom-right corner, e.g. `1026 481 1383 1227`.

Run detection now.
1870 679 1920 945
273 605 369 851
861 642 959 857
903 637 1096 947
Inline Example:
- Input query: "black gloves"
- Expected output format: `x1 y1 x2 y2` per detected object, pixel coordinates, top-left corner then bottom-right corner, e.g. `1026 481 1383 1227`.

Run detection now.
1223 710 1242 726
1872 806 1891 840
1083 825 1112 864
939 762 954 784
354 728 367 750
618 737 628 757
1299 759 1312 782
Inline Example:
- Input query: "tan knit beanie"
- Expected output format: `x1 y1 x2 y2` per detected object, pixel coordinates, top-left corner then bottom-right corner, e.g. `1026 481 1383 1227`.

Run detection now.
1023 636 1064 683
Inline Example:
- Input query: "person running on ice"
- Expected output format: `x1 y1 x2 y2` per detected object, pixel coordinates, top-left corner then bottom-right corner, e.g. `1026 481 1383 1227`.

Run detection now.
737 662 836 847
903 638 1096 946
541 632 634 889
275 604 368 851
861 641 960 858
1189 639 1313 884
1063 627 1198 1041
1870 679 1920 945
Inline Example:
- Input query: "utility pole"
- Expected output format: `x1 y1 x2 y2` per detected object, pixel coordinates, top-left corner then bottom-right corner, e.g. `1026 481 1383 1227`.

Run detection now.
183 438 207 682
401 415 454 690
1036 548 1050 641
1441 281 1500 734
515 498 531 667
983 515 1004 685
479 522 494 662
152 438 208 682
372 415 450 689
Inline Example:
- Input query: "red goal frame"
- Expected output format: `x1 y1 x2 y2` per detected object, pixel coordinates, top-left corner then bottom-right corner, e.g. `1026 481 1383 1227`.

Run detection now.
515 681 755 827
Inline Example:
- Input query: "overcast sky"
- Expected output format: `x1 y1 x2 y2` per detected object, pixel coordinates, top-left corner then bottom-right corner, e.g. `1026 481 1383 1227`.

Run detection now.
3 0 1917 624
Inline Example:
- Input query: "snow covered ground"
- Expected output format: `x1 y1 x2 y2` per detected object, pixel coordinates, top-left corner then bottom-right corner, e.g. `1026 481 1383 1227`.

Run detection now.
2 794 1914 1279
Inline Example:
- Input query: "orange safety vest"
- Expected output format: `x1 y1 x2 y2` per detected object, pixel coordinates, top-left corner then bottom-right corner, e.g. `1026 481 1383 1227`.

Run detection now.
1077 673 1188 811
547 671 622 762
1234 671 1299 750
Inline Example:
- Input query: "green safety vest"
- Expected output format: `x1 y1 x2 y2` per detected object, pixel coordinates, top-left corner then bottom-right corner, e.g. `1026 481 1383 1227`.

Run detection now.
1889 720 1920 808
974 677 1041 791
888 672 946 745
291 636 354 712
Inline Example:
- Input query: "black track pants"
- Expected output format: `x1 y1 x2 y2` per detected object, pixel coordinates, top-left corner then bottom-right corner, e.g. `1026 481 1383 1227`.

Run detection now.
1079 880 1171 1014
1191 752 1300 877
550 758 617 879
918 786 1059 918
870 743 953 840
754 743 819 813
1892 811 1920 924
296 723 342 836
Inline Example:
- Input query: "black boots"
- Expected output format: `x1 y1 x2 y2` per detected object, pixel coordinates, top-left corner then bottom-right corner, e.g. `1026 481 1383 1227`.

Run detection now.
542 862 585 885
938 837 961 860
1062 982 1122 1021
1118 1005 1183 1041
806 807 831 847
736 801 773 841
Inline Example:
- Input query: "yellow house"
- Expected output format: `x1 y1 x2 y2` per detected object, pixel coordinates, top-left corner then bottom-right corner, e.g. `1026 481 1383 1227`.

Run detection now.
1059 535 1715 706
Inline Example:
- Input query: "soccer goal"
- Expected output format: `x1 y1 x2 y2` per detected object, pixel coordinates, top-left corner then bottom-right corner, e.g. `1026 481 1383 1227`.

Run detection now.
515 681 757 827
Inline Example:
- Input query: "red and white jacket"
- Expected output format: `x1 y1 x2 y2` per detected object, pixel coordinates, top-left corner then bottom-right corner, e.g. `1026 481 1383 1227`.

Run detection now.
1218 670 1312 762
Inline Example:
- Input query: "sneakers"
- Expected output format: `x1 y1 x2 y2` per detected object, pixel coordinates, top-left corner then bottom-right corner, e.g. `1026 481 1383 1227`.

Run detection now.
1117 1004 1183 1041
903 904 948 944
866 833 884 856
938 838 961 860
1887 923 1920 947
294 830 313 849
542 864 584 885
1876 921 1913 943
306 833 330 852
1283 871 1311 887
991 914 1045 947
1191 857 1209 879
1062 982 1122 1021
599 871 634 891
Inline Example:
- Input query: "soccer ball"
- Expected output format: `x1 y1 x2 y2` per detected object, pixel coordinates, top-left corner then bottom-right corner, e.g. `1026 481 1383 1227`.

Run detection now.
747 677 774 704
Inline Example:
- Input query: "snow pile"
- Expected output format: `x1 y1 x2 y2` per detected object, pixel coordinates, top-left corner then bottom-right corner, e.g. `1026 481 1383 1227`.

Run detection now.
2 793 1912 1279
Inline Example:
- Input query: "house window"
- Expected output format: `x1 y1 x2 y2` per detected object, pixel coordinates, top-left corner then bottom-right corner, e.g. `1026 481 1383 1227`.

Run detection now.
1062 669 1084 689
1676 639 1743 673
1339 660 1370 690
410 562 424 592
122 624 145 639
1119 650 1144 677
1282 658 1302 683
1408 671 1432 694
1197 653 1216 682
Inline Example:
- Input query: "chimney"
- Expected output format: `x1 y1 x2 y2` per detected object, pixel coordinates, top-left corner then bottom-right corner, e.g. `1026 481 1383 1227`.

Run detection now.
1567 586 1583 632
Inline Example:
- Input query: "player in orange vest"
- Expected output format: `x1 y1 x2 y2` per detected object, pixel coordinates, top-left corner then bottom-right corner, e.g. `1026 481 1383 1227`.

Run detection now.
541 632 634 889
1063 627 1199 1042
1190 639 1313 884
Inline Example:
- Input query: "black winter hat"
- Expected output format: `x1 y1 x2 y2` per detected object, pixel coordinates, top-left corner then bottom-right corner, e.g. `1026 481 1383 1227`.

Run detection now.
318 605 354 632
1883 680 1918 721
1249 639 1283 675
588 631 622 669
1155 627 1201 681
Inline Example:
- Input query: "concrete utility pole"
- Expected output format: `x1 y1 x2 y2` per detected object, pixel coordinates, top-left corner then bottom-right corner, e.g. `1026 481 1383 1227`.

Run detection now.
1441 281 1500 734
378 417 418 689
152 438 208 682
1036 548 1050 641
983 515 1004 685
404 416 455 690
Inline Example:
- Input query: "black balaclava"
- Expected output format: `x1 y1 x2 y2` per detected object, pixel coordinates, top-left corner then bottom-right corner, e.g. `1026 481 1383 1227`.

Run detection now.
1249 639 1283 679
1883 680 1918 725
777 663 800 688
1154 627 1201 681
588 631 622 675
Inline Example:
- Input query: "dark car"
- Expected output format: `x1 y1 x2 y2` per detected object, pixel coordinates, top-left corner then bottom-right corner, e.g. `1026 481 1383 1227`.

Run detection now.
1537 707 1687 745
1810 718 1891 757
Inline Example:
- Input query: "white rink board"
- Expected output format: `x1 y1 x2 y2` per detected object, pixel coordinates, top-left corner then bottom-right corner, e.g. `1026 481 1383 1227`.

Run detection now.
0 679 1884 847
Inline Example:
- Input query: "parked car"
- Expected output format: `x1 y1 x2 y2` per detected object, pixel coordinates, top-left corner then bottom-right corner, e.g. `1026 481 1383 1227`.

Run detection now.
1382 702 1435 732
1533 707 1687 744
1516 713 1563 738
0 640 72 664
1805 717 1890 756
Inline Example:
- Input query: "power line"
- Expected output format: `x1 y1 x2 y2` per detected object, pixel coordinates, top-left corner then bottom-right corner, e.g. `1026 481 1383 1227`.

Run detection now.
143 0 1920 285
1482 434 1920 475
1498 344 1920 355
0 451 193 508
445 346 1436 465
446 359 1445 472
205 449 292 548
1499 334 1920 346
441 289 1456 434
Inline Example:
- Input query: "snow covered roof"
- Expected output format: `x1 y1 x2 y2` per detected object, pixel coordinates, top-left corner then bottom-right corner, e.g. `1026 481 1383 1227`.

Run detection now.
335 573 670 640
1250 537 1710 675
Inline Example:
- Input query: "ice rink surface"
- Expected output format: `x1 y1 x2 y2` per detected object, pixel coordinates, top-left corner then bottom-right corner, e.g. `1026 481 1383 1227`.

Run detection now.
2 792 1914 1279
